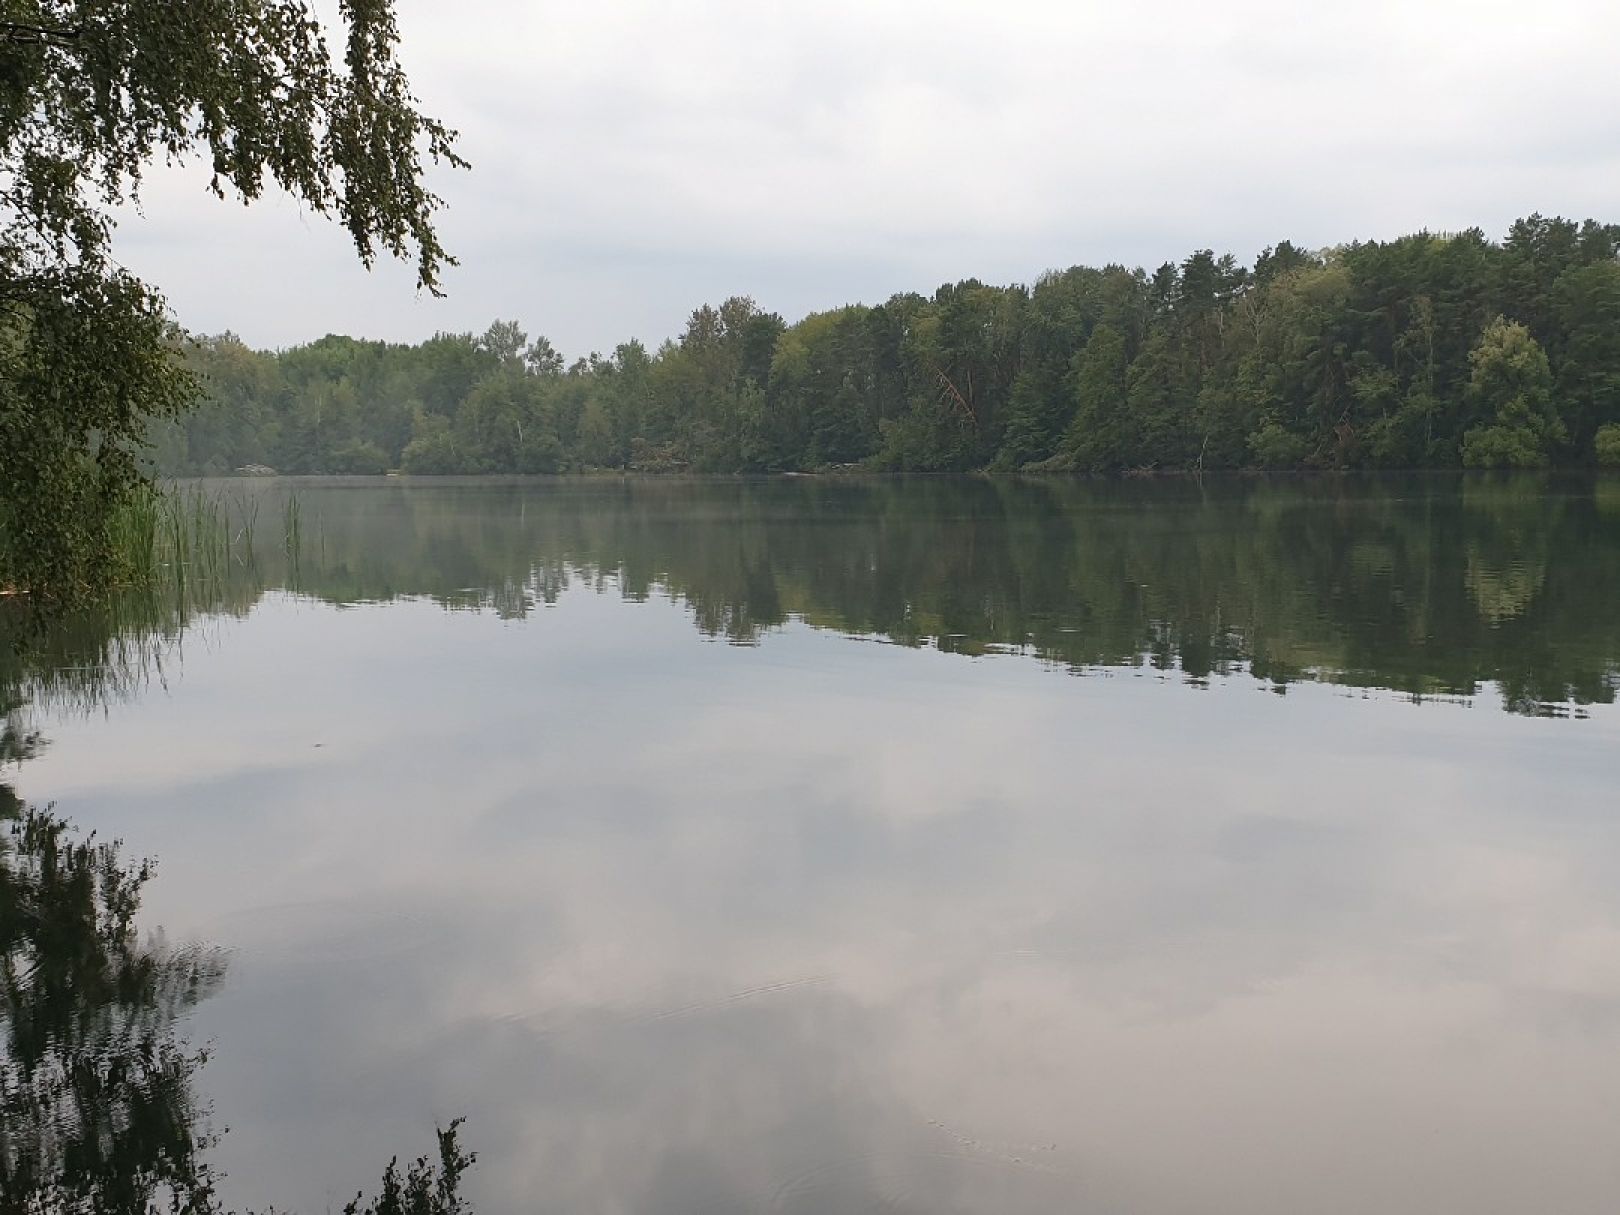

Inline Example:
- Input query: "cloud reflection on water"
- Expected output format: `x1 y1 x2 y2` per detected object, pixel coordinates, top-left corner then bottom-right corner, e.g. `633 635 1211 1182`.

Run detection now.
16 579 1620 1214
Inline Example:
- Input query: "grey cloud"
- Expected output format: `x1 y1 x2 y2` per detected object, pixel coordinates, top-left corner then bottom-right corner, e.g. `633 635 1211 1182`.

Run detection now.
107 2 1620 362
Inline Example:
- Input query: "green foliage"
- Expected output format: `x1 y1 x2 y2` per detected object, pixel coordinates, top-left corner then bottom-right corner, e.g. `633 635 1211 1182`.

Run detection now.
0 270 195 596
1554 260 1620 450
455 372 561 473
1248 420 1311 468
1460 318 1564 468
0 0 464 293
148 216 1620 483
994 368 1066 469
1362 390 1440 468
874 393 977 471
0 0 463 597
343 1121 476 1215
1462 425 1551 469
331 440 392 475
575 398 616 467
1594 423 1620 468
1063 324 1132 469
401 412 460 474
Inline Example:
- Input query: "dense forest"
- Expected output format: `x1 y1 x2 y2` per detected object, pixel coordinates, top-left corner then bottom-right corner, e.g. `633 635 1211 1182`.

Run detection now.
153 215 1620 476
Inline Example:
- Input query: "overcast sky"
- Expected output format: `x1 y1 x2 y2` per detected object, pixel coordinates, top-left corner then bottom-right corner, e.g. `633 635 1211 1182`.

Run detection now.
111 0 1620 358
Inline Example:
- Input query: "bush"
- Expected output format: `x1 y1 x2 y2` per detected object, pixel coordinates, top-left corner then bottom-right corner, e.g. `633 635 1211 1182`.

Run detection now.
1596 423 1620 468
1462 424 1550 469
1247 421 1309 469
328 440 391 475
401 415 459 474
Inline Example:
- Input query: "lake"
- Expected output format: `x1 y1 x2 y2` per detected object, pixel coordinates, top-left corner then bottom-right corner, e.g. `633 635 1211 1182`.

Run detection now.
4 474 1620 1214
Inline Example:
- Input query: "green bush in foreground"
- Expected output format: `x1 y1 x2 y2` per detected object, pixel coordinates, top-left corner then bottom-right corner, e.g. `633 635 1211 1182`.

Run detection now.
0 0 462 597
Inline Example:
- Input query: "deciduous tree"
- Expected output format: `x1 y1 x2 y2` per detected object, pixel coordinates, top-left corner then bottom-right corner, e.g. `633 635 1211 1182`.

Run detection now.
0 0 464 595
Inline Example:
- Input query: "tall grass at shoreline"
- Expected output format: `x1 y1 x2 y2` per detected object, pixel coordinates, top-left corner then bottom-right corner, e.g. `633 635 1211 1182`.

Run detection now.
1 482 304 607
110 482 318 597
109 484 260 592
2 484 307 722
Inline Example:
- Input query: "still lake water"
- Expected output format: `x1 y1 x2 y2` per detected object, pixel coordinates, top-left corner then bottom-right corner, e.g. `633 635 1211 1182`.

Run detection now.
6 474 1620 1213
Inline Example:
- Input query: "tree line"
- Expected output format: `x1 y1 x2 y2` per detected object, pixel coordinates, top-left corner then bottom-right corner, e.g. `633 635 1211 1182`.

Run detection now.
154 215 1620 477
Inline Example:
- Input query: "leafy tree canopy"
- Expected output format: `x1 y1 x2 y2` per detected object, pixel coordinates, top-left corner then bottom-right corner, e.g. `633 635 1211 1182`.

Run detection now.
0 0 464 597
153 216 1620 484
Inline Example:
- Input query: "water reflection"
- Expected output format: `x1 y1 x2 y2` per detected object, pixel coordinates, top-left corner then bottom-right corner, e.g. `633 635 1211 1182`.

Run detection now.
1 641 476 1212
6 474 1619 717
0 786 227 1210
10 588 1613 1213
0 779 477 1213
4 475 1620 1214
93 473 1620 714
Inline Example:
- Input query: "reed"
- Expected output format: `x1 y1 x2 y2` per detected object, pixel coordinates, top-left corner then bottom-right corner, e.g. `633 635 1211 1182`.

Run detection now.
2 484 310 728
102 483 300 604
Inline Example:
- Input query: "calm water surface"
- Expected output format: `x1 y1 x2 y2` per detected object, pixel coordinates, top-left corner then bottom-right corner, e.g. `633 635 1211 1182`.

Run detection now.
5 475 1620 1214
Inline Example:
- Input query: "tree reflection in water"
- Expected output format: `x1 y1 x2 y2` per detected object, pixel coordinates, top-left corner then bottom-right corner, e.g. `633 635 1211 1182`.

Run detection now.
0 784 473 1214
0 781 226 1211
